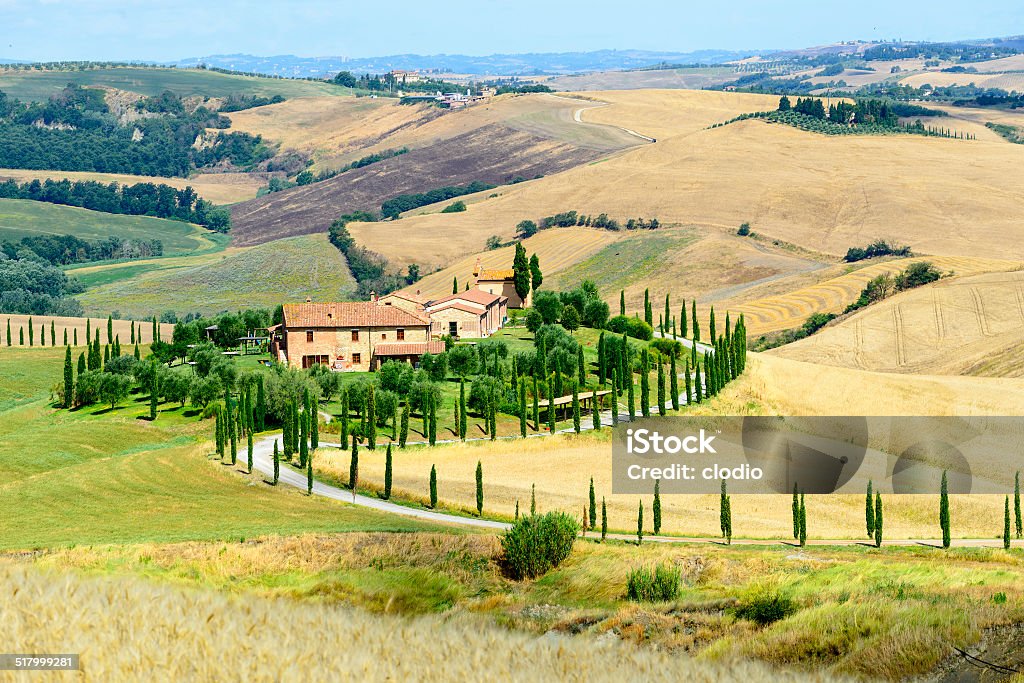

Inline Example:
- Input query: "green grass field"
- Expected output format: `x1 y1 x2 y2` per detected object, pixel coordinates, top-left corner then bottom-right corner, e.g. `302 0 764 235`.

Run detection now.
547 231 699 293
0 66 349 101
0 346 437 549
0 199 226 256
76 233 357 318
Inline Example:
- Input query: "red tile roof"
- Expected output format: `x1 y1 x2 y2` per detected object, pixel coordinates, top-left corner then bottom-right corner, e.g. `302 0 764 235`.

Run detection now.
283 302 429 328
375 341 446 356
427 288 504 309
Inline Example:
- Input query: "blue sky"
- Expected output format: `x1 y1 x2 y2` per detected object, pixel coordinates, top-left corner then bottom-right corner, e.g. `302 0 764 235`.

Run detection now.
1 0 1020 61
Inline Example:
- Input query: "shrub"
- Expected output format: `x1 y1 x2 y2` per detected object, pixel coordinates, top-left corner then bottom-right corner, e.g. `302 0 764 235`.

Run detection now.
737 222 751 236
733 588 798 625
605 315 653 341
441 200 467 213
626 563 681 602
649 338 682 358
501 511 579 579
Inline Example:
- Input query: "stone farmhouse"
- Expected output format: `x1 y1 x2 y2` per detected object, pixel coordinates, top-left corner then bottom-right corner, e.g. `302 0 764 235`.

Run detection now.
424 288 507 339
473 259 532 309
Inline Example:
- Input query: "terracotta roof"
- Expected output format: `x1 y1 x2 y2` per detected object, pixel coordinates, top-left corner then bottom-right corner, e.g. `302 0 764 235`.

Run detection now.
375 341 446 356
426 288 503 309
283 302 429 328
381 291 427 305
430 302 486 316
477 268 515 281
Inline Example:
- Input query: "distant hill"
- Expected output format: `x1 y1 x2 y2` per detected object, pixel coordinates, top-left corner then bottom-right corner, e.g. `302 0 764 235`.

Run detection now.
173 49 756 78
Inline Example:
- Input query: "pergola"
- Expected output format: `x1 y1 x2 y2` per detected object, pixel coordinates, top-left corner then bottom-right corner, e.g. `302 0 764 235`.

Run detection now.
538 390 612 420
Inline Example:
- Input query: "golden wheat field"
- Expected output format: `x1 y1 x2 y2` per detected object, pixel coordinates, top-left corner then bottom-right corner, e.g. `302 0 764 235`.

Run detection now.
0 314 172 349
0 563 839 683
0 168 264 205
769 270 1024 376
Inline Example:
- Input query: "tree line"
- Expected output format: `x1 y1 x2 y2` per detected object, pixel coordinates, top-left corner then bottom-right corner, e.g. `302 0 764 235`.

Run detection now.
515 210 661 238
0 257 83 316
327 212 421 297
3 233 163 265
0 178 230 231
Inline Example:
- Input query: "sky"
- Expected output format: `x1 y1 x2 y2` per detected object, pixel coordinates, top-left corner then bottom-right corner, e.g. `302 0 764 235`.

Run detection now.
0 0 1021 61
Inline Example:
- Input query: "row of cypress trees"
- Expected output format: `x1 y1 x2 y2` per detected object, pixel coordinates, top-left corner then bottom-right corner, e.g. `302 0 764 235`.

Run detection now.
5 315 161 348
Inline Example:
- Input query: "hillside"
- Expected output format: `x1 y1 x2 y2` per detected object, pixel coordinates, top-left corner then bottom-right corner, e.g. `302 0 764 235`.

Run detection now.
0 199 224 256
768 270 1024 376
0 66 347 101
75 233 355 317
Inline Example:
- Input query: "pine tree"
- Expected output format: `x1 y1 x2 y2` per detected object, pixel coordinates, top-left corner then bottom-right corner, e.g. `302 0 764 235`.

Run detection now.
349 438 359 491
62 345 74 409
1016 471 1022 539
519 382 527 438
866 480 875 538
429 464 438 508
670 353 679 410
637 500 644 545
1005 495 1012 550
399 401 410 448
531 483 536 516
653 479 662 535
874 492 883 547
691 301 699 342
940 470 951 549
601 497 607 541
476 461 484 516
619 290 625 316
792 482 800 540
383 444 393 499
272 440 280 485
640 349 650 417
798 492 807 547
657 359 666 416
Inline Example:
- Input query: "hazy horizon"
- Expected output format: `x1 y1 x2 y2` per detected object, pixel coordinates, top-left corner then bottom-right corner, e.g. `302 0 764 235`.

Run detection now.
0 0 1020 63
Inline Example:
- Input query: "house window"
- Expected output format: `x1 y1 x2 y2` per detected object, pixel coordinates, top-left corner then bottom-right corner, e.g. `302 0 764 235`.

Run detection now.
306 330 314 343
351 329 359 342
449 321 458 337
382 333 387 340
397 328 405 341
352 353 361 365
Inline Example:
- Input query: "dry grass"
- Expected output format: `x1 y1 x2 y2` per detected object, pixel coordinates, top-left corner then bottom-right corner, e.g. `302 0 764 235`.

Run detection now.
0 168 263 205
0 562 838 682
0 315 173 350
769 270 1024 375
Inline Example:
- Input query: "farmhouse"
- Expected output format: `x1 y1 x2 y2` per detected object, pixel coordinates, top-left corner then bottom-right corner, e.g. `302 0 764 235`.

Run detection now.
474 259 532 309
378 290 427 314
274 300 442 371
424 288 507 339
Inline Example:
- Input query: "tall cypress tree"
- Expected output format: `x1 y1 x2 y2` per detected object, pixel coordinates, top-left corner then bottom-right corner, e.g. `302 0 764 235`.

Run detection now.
299 395 309 468
429 464 438 508
27 317 33 346
1005 496 1012 550
130 320 135 345
460 379 468 440
149 371 158 421
798 492 807 547
592 391 601 431
519 382 527 438
571 380 580 434
1016 471 1022 539
306 447 313 494
428 392 437 446
229 402 238 465
589 478 597 529
349 438 359 491
720 480 732 545
383 444 393 499
692 301 699 342
255 378 266 432
874 492 883 547
106 315 113 345
637 500 644 544
610 368 619 425
684 359 692 406
453 276 458 294
73 328 78 346
532 375 540 429
663 294 670 336
77 351 85 375
597 332 606 384
643 289 652 327
339 390 349 448
577 345 585 387
399 401 409 448
310 396 319 450
247 420 254 473
619 290 625 316
272 440 280 485
653 479 662 535
50 320 55 346
656 359 666 416
547 383 556 433
639 349 650 418
488 397 496 441
670 353 679 410
792 482 800 540
531 483 536 516
940 470 951 549
476 461 484 516
601 497 607 542
62 345 74 408
367 385 377 450
627 370 636 421
694 360 703 403
5 318 9 346
866 480 875 538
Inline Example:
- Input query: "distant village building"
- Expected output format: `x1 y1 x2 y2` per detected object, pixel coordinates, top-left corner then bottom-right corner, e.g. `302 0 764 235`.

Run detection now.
424 289 507 339
390 70 424 84
473 258 532 309
273 299 441 371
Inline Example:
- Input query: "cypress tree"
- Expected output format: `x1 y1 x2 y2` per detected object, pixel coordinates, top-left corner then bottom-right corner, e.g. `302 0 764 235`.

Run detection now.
639 349 650 417
866 480 875 538
692 300 699 342
73 328 77 346
106 315 113 344
229 403 237 465
40 323 45 347
627 370 636 421
453 276 458 294
5 318 9 346
77 351 85 375
255 378 266 432
571 381 581 433
637 499 644 544
64 326 68 346
694 361 703 403
681 301 688 339
619 290 625 316
383 444 393 499
643 288 652 327
940 470 951 549
656 359 666 416
151 316 158 342
310 397 319 450
601 497 607 542
50 320 55 346
1005 496 1012 550
103 344 109 366
875 492 883 547
247 422 254 473
429 464 438 508
306 448 313 494
547 381 556 433
459 379 468 440
531 483 536 516
597 332 606 384
28 317 33 346
339 390 349 448
273 440 280 485
515 500 519 521
532 375 540 429
367 385 377 450
134 343 140 360
130 320 135 345
1016 471 1022 539
349 438 359 491
63 345 74 408
214 409 222 458
86 318 91 346
577 345 585 386
720 480 732 545
792 482 800 540
588 478 597 528
488 396 497 441
684 359 692 405
592 391 601 431
299 396 309 468
610 368 619 425
429 393 437 446
519 382 527 438
653 479 662 534
799 492 807 547
476 461 484 516
670 353 679 410
399 401 410 448
663 294 670 337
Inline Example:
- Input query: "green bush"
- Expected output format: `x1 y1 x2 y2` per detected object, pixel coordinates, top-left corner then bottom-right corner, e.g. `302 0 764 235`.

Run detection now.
501 511 579 580
606 315 653 341
441 200 467 213
733 588 798 625
650 338 682 358
626 563 681 601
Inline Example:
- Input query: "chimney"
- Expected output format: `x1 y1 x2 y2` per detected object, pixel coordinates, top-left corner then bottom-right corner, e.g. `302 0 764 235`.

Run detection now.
305 296 312 303
370 290 378 303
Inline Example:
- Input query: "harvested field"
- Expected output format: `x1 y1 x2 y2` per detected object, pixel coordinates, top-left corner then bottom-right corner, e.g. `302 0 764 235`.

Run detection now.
0 315 172 349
